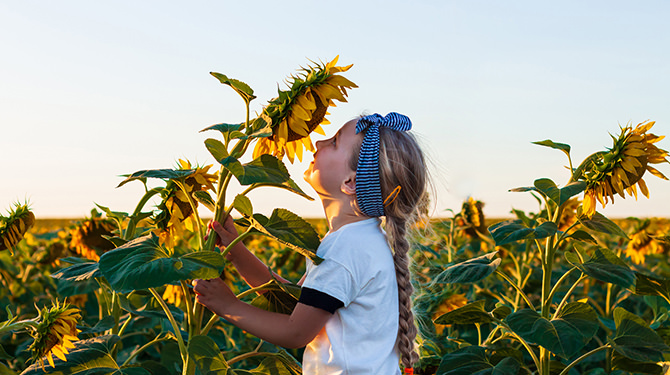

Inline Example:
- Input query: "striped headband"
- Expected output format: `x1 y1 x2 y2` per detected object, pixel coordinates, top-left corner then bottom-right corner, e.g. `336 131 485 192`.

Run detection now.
355 112 412 217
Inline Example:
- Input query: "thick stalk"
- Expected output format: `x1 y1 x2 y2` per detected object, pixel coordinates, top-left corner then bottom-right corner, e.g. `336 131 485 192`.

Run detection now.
181 280 194 334
554 274 588 317
546 267 578 308
124 187 163 240
0 318 38 336
540 234 557 375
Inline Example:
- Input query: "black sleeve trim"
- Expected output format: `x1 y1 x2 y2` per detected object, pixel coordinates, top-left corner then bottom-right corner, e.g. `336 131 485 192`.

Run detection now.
299 287 344 314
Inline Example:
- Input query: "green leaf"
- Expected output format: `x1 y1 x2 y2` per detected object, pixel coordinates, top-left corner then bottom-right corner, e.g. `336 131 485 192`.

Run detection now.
0 344 11 360
51 259 102 297
233 194 253 217
210 72 256 103
200 123 245 144
118 291 184 322
577 211 628 238
251 179 315 201
533 178 586 206
434 300 494 325
436 346 521 375
611 351 664 375
248 280 302 314
20 335 148 375
564 245 635 288
228 154 291 186
432 252 501 284
193 190 216 212
187 335 229 375
78 316 116 335
505 302 599 358
246 115 273 139
565 229 597 244
117 169 194 188
205 138 238 166
248 350 302 375
532 139 571 157
488 220 557 246
633 272 670 303
247 209 322 264
611 307 669 362
99 233 225 293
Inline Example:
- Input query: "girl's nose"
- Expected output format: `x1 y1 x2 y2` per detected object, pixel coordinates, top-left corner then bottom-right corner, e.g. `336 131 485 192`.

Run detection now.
315 139 325 150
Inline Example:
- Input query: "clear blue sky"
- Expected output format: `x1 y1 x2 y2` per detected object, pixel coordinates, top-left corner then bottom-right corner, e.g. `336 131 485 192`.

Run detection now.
2 1 669 219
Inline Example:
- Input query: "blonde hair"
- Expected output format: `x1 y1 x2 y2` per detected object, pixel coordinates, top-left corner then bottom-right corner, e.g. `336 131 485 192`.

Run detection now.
349 125 429 370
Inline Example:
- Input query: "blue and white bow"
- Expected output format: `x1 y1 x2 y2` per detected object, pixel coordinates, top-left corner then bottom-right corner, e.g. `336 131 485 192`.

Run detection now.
355 112 412 217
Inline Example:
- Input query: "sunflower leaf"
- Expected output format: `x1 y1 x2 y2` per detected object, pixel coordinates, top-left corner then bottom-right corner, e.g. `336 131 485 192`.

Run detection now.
200 123 245 144
532 139 571 157
193 191 216 212
21 335 148 375
250 279 301 314
227 154 291 186
210 72 256 103
432 252 500 284
434 300 494 325
436 346 521 375
564 245 635 288
633 272 670 303
611 307 669 362
233 194 253 217
577 211 628 238
187 335 230 374
505 302 599 358
247 209 322 264
117 169 194 188
99 233 225 293
250 179 314 201
488 220 557 246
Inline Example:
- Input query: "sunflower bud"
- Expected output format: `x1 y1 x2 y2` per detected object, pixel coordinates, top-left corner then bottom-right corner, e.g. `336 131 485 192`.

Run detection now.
0 202 35 255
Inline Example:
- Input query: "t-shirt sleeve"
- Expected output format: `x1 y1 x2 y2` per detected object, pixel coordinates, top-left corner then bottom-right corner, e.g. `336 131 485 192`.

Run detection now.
300 257 358 307
298 287 344 314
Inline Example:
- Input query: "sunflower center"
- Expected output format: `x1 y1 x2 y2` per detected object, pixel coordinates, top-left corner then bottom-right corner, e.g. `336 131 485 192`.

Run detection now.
283 96 328 142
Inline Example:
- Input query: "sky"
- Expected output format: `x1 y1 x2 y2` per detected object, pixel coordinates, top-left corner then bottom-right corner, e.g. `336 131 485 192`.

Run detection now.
1 1 669 220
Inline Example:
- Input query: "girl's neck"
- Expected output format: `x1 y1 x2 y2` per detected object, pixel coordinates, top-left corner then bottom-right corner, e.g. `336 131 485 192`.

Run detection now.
321 197 370 232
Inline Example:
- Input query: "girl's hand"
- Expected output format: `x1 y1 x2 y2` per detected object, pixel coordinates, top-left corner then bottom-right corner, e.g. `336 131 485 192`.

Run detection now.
192 278 238 317
205 216 239 249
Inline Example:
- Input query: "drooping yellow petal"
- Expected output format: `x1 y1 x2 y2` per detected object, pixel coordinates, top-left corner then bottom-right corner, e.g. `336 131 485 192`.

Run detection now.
296 91 317 111
638 178 649 198
646 165 669 180
325 75 358 88
290 103 312 121
47 353 55 368
582 192 596 217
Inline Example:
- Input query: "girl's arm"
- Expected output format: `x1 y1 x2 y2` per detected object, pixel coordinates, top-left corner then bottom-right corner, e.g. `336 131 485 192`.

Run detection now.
193 277 330 348
209 217 289 286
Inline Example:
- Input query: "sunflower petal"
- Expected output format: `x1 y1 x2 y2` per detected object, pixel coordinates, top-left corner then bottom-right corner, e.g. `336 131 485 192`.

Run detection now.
638 178 649 198
646 165 669 180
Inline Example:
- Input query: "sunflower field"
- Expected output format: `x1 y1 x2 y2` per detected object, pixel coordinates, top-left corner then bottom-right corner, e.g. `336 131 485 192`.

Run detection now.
2 58 670 375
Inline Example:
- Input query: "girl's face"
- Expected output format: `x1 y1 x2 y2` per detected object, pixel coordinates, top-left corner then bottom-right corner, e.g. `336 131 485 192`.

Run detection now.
303 119 361 198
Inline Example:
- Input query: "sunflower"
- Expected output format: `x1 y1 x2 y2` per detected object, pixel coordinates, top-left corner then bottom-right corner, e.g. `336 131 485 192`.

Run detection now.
432 293 468 334
574 121 669 218
162 284 186 309
154 160 217 247
558 197 581 232
0 202 35 255
69 211 116 261
28 301 81 370
253 56 358 163
456 197 487 238
625 219 665 265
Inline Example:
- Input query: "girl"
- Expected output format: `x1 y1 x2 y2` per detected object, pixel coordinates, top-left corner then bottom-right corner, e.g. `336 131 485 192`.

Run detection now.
193 112 429 374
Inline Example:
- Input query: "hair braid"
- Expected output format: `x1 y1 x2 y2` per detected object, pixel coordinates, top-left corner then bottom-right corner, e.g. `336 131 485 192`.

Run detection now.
387 216 419 369
349 120 430 371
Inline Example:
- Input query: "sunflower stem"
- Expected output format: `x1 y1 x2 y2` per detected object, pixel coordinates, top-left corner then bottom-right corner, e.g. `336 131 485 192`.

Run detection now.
122 335 171 366
559 344 611 375
125 187 162 240
496 270 535 311
149 288 187 364
0 318 38 336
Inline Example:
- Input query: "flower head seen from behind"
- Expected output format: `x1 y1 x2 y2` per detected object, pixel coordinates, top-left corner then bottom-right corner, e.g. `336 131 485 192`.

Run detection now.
0 202 35 255
28 301 81 370
154 159 217 247
575 121 669 217
69 210 116 261
253 56 358 163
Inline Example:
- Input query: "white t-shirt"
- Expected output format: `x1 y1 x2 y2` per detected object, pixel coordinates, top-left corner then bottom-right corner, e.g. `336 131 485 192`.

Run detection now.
301 218 401 375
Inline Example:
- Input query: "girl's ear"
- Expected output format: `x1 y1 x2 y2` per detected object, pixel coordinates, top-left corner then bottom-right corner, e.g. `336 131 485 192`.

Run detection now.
341 173 356 196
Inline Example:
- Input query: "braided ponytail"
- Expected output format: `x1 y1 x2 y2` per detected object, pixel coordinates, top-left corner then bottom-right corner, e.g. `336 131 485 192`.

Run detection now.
350 123 430 371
